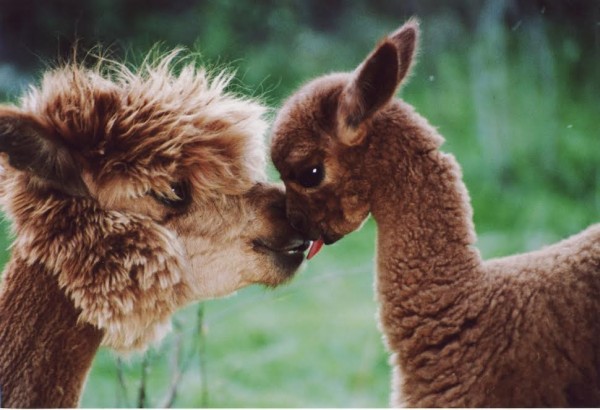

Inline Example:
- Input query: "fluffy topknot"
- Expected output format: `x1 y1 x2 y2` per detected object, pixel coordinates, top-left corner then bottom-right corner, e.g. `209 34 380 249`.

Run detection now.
21 50 268 201
0 50 271 350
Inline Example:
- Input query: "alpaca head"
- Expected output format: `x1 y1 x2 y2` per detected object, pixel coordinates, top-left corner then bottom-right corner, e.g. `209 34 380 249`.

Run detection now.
271 19 419 247
0 52 310 350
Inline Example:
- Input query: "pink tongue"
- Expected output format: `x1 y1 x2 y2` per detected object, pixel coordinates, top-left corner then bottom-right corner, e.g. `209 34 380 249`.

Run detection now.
307 238 324 260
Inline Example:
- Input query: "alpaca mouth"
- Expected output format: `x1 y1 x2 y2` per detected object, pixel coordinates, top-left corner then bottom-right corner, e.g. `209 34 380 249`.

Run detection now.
253 238 311 258
281 239 311 255
253 237 311 273
306 231 343 260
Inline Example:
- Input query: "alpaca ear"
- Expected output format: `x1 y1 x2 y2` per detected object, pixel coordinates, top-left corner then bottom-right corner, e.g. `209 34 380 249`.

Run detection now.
389 18 419 84
337 42 399 146
337 18 419 147
0 109 88 197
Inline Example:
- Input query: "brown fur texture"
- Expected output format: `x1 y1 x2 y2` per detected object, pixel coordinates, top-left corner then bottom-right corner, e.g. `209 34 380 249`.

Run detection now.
0 51 309 407
271 19 600 407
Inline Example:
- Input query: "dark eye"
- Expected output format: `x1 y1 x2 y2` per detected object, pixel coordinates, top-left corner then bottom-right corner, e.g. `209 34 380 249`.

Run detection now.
296 165 324 188
151 181 191 208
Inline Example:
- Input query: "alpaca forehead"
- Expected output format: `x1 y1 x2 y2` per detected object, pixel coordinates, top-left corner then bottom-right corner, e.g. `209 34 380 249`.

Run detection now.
293 72 350 103
272 74 349 165
280 74 348 127
271 121 332 176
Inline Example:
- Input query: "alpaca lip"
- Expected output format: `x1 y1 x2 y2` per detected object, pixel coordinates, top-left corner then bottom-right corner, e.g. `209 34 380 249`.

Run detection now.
253 238 310 273
253 238 311 256
283 239 311 255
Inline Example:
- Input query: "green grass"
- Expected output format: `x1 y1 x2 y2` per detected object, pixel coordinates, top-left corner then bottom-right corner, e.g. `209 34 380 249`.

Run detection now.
82 221 389 407
1 9 598 408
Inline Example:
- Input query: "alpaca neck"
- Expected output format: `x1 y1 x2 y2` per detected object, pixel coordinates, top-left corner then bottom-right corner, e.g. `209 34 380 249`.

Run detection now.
366 102 483 345
0 254 103 407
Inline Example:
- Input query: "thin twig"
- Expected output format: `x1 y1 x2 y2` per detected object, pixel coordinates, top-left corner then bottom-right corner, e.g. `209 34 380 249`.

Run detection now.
160 366 183 408
137 354 150 408
115 358 130 407
159 302 208 408
159 321 185 408
197 303 209 407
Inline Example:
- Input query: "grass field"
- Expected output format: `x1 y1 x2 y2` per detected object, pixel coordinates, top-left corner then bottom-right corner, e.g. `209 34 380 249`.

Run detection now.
0 5 598 408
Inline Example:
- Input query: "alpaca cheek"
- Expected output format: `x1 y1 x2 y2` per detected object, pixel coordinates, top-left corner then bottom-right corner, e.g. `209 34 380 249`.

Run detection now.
339 194 370 231
176 233 242 298
185 248 288 297
185 247 248 299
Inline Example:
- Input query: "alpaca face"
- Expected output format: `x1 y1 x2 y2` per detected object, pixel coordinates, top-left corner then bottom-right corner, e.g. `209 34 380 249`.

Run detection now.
271 20 419 249
0 54 310 350
270 74 373 245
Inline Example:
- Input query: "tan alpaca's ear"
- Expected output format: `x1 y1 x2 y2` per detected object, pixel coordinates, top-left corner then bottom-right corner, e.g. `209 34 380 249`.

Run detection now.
0 108 88 197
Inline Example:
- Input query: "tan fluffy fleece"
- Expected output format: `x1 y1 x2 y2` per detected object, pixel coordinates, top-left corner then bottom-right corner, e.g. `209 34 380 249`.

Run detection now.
0 50 309 407
271 19 600 407
0 52 269 350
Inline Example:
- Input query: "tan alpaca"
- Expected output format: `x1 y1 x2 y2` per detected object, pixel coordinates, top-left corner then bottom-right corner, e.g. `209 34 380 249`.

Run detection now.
271 19 600 407
0 51 310 407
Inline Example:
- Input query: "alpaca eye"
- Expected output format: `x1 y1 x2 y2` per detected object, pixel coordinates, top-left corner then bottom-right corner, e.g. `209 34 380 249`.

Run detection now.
151 181 191 208
296 165 324 188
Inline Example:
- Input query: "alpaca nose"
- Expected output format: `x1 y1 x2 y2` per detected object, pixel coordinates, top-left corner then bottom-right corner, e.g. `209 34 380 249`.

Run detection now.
288 210 308 234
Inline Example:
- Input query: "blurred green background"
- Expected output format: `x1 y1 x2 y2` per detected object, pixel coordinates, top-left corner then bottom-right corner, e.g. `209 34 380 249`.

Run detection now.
0 0 598 407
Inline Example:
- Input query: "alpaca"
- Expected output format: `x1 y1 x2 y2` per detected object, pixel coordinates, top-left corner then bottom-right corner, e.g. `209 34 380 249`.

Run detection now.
270 19 600 407
0 51 311 407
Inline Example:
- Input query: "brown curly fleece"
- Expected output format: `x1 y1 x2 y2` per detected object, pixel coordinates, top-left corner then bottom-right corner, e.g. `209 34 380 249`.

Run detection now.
0 51 309 407
271 19 600 407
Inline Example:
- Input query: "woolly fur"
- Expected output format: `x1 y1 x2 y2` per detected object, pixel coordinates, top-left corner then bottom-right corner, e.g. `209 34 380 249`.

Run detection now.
0 49 308 407
271 19 600 407
0 51 270 350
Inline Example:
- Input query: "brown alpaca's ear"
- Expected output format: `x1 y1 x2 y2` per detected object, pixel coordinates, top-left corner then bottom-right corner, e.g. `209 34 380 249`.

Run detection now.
337 19 419 147
389 18 419 84
337 42 399 146
0 108 88 197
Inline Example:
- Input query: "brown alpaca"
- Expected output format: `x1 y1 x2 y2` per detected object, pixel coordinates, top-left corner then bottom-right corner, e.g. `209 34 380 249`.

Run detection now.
271 19 600 407
0 51 310 407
